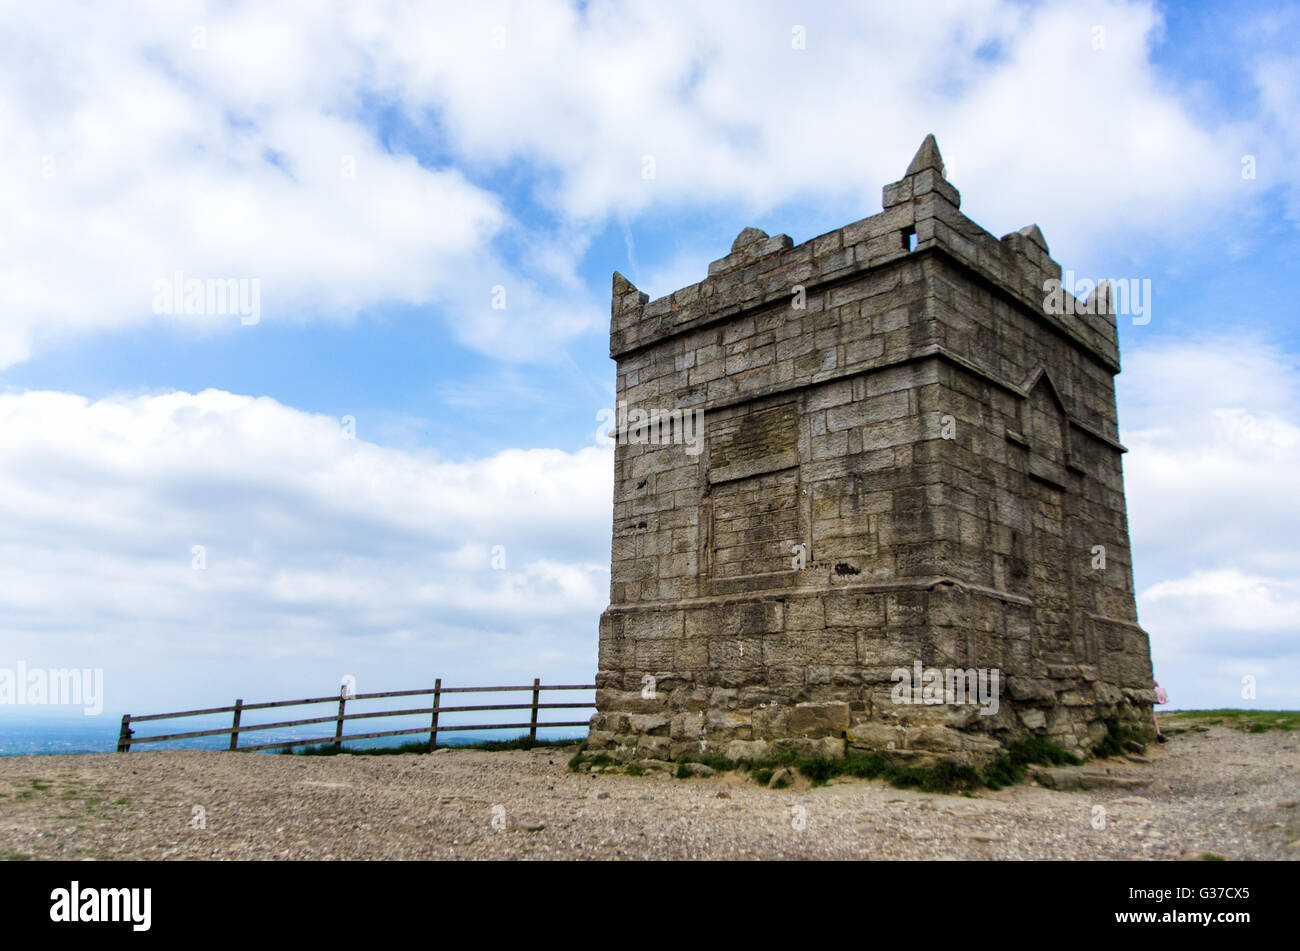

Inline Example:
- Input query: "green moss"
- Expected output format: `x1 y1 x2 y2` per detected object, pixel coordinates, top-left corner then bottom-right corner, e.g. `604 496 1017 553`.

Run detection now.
839 755 889 780
1092 719 1146 759
1201 853 1226 861
1008 738 1082 767
647 734 1084 794
765 753 974 793
700 754 737 772
981 738 1083 790
980 757 1024 791
768 736 1082 793
738 748 797 772
795 757 840 786
890 760 983 794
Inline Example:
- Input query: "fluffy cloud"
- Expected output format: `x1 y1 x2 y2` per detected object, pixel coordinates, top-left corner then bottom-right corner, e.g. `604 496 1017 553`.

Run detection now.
3 336 1298 715
0 1 603 368
1123 337 1300 708
0 388 612 712
2 0 1286 367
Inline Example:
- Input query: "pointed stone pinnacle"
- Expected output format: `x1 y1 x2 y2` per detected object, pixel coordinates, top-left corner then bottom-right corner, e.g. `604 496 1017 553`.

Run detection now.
1084 279 1115 315
612 270 639 296
731 227 769 252
905 133 945 178
1017 224 1049 253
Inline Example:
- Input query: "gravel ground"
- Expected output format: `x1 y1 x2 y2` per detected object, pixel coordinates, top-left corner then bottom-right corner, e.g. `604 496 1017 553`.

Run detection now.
1 724 1297 860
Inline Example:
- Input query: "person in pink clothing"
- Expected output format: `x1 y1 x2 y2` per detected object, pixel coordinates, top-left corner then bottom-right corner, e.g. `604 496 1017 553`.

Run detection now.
1153 679 1169 742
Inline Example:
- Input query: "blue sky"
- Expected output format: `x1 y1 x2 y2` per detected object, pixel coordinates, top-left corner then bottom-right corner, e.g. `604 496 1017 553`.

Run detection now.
1 0 1297 726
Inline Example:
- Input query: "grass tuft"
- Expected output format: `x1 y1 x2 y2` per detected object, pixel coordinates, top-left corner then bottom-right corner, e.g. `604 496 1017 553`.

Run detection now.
1092 719 1146 759
732 736 1087 793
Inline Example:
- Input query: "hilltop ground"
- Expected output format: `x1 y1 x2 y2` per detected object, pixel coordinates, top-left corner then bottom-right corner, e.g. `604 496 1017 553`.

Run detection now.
1 714 1296 860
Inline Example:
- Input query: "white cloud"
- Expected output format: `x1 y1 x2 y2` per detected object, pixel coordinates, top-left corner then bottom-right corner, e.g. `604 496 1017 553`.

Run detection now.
4 337 1299 715
0 1 604 368
1 0 1287 367
1142 571 1300 632
0 388 613 711
368 0 1258 255
1122 337 1300 708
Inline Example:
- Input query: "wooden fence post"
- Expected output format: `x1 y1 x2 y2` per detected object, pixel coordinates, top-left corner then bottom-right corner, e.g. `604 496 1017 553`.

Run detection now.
116 715 132 753
229 699 243 750
334 685 347 751
429 678 441 749
529 678 541 744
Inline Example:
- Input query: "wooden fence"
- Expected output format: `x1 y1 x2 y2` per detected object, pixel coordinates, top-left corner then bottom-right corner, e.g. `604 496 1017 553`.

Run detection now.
115 679 595 753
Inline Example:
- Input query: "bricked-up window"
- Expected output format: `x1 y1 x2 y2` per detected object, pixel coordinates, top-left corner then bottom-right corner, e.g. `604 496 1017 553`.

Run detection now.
1027 375 1068 468
707 403 801 579
708 403 798 475
710 471 800 578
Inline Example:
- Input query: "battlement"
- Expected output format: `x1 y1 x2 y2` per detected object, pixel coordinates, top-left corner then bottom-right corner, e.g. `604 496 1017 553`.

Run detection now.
611 135 1120 376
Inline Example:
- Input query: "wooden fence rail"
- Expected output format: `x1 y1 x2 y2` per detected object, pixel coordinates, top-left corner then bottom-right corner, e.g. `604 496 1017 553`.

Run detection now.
115 679 595 753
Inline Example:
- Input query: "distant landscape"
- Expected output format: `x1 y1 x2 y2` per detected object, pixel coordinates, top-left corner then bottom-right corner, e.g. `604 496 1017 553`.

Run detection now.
0 716 583 757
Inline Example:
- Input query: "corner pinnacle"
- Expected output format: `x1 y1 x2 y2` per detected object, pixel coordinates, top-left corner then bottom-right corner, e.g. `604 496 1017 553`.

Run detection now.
905 133 945 178
1017 224 1049 253
731 227 769 252
612 270 639 296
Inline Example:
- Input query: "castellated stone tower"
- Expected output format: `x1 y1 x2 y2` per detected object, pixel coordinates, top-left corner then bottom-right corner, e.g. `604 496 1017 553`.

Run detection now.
590 135 1155 767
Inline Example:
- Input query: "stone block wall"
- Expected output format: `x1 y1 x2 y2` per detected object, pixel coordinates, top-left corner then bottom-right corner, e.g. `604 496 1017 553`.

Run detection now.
592 136 1154 766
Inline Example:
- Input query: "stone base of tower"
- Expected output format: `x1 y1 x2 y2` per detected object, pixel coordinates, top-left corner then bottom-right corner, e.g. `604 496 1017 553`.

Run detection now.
585 585 1156 766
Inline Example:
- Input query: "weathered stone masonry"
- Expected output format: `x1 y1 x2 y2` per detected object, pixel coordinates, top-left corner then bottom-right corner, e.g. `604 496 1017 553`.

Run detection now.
590 135 1155 766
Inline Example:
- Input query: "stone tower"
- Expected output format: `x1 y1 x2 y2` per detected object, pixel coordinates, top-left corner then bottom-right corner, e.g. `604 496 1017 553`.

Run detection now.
591 135 1155 767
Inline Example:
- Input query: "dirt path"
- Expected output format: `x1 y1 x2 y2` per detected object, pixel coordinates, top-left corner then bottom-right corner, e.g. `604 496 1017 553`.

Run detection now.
1 725 1296 860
